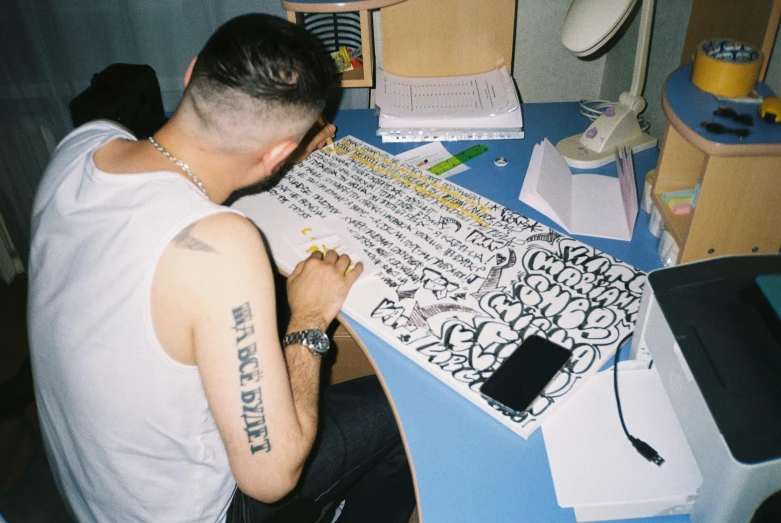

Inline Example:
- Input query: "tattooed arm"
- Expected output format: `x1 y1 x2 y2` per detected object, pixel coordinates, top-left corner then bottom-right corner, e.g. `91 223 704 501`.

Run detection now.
151 212 361 502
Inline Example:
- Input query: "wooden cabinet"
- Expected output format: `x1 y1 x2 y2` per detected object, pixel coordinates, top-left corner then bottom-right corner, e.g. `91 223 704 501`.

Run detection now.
282 0 407 88
379 0 517 78
652 64 781 264
326 324 376 385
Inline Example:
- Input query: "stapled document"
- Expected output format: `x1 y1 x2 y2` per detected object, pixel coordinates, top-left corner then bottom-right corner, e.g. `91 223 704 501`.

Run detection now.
375 67 524 142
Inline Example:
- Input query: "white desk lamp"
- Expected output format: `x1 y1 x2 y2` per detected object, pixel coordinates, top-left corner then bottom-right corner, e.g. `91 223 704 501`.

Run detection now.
555 0 657 168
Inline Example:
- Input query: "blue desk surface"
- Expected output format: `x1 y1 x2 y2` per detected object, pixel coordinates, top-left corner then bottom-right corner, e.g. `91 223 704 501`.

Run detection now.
329 104 683 523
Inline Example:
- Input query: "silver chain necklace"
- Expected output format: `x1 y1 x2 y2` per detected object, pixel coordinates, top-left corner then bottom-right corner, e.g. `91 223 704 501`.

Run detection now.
148 136 209 198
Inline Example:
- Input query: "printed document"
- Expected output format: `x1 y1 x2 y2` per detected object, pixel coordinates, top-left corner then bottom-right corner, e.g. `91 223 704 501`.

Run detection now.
375 67 523 133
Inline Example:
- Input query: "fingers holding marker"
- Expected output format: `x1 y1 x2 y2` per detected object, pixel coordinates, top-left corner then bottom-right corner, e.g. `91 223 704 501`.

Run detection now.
296 249 364 283
322 250 360 276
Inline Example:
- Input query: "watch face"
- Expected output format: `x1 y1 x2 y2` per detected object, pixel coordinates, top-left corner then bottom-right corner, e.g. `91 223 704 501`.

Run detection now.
306 329 330 354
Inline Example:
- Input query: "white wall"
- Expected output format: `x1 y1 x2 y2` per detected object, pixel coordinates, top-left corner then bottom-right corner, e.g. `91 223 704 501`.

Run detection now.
761 24 781 93
512 0 605 104
600 0 694 141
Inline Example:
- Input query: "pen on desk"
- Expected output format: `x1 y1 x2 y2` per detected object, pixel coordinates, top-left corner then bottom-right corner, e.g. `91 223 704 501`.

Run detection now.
317 115 335 151
416 159 429 167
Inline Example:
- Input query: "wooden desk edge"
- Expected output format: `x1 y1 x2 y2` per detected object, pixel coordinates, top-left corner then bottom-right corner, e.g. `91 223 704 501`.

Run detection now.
334 314 424 523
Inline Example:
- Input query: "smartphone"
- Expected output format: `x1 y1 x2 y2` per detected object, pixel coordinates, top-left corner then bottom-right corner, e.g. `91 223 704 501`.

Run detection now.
479 335 572 416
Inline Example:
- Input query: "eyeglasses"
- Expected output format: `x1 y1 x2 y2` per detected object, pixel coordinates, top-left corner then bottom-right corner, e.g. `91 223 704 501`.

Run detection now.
713 105 754 126
700 121 751 139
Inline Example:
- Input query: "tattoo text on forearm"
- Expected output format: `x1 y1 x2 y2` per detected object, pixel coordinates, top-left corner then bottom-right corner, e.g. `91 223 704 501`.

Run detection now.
233 301 271 454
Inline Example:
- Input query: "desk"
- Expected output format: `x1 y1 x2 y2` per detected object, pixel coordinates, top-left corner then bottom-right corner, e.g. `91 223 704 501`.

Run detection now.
239 104 686 522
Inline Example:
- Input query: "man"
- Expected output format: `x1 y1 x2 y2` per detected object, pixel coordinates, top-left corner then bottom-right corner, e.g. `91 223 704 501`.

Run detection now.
27 13 415 523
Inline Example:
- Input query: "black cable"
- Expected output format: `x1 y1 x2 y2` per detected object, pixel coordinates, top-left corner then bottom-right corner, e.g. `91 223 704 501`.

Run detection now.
613 343 665 466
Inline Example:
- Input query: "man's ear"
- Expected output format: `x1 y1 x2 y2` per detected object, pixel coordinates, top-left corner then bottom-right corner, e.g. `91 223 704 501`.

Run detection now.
183 57 197 87
260 139 299 175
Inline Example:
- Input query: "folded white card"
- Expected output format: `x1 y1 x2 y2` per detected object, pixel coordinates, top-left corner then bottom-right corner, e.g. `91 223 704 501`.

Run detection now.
519 139 638 241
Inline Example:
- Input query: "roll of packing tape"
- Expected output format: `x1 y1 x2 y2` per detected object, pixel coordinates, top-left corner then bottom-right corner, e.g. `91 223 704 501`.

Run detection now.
691 39 762 97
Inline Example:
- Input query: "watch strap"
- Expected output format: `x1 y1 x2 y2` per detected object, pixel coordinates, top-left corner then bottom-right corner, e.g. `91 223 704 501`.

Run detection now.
282 329 329 358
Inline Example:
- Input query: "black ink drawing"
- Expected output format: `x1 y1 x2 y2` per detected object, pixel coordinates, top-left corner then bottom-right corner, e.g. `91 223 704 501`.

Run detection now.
527 230 563 244
234 136 645 439
438 216 462 232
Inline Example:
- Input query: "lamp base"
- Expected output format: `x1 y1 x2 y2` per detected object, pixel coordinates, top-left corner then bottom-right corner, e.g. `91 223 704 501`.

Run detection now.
556 103 658 169
556 130 657 169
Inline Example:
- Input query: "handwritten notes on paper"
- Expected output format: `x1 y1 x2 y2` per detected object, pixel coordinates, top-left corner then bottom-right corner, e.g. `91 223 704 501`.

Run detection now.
232 136 645 439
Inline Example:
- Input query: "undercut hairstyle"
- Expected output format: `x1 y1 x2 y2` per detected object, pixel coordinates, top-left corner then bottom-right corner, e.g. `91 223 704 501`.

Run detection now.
183 13 334 149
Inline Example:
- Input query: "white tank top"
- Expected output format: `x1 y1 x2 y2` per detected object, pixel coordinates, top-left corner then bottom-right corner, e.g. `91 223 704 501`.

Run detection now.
28 121 238 522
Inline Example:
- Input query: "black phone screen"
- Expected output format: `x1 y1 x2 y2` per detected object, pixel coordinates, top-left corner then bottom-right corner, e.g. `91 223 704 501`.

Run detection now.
479 335 572 414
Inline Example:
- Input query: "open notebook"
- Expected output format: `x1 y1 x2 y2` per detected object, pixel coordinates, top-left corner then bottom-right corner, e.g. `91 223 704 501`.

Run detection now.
519 139 638 241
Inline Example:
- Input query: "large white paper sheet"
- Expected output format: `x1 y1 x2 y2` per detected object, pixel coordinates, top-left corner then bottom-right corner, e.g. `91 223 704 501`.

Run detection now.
233 136 646 439
543 364 702 521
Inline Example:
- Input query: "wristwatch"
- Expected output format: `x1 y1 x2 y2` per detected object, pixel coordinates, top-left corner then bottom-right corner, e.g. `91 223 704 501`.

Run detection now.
282 329 330 358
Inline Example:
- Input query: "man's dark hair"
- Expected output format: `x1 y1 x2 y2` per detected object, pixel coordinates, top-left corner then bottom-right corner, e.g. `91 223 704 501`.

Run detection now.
187 13 333 123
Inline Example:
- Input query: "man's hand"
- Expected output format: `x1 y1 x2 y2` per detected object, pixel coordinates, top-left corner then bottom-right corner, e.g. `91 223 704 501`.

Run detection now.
286 250 362 332
286 119 336 164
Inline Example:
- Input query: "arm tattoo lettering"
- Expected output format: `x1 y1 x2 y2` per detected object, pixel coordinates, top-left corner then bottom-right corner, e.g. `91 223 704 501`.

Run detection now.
233 302 271 454
173 223 217 253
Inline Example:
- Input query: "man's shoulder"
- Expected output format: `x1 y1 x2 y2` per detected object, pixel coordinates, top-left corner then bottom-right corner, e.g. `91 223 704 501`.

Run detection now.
191 211 259 244
166 212 267 266
56 120 135 153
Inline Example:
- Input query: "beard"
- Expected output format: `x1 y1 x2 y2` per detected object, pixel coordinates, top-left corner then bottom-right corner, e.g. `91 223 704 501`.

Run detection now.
223 162 293 206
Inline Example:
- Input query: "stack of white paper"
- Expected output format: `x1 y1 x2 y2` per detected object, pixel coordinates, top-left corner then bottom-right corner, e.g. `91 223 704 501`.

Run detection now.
542 364 702 522
519 139 638 241
375 67 524 142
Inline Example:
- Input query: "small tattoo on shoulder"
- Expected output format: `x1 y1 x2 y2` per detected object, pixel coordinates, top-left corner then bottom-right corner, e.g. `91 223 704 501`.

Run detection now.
174 223 217 253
